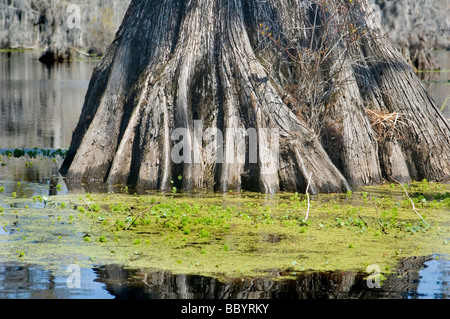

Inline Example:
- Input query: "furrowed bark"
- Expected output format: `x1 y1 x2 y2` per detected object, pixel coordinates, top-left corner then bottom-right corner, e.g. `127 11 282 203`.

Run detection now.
352 0 450 182
61 0 450 194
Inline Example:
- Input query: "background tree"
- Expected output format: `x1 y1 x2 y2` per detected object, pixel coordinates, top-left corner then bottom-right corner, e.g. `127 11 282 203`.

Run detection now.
61 0 450 194
2 0 448 69
0 0 129 62
375 0 450 71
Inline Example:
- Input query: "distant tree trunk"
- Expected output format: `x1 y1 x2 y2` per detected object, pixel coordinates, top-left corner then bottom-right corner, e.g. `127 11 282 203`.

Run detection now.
61 0 450 194
375 0 450 71
0 0 130 63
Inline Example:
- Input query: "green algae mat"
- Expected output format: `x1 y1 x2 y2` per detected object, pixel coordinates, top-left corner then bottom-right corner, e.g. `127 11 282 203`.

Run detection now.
0 180 449 279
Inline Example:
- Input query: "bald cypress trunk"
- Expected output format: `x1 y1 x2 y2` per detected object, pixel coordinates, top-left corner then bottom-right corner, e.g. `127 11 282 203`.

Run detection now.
61 0 450 194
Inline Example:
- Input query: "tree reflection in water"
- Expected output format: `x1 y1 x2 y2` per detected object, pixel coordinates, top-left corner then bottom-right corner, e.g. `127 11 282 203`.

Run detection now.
0 256 447 299
94 256 446 299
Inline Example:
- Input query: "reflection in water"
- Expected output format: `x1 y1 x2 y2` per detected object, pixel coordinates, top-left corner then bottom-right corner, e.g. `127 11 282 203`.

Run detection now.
415 256 450 299
421 51 450 120
0 263 112 299
0 256 447 299
94 256 448 299
95 266 375 299
0 157 68 198
0 51 96 150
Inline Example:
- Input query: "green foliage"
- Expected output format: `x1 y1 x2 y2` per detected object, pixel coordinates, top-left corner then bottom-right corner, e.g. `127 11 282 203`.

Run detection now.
13 149 25 158
98 235 107 243
1 180 446 279
77 206 86 213
1 148 67 159
199 229 210 238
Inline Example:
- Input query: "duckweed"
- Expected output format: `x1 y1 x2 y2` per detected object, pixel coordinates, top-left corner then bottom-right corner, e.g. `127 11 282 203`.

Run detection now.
0 180 448 279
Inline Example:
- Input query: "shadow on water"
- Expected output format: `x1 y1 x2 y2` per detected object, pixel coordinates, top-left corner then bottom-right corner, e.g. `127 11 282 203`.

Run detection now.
0 255 447 299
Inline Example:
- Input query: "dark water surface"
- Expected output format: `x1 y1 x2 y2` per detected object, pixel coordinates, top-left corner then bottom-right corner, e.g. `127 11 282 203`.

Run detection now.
0 51 449 299
0 255 448 299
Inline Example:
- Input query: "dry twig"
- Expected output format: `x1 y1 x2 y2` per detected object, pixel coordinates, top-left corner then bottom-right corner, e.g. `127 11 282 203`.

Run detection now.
393 179 430 227
304 172 313 221
366 109 407 139
127 197 162 230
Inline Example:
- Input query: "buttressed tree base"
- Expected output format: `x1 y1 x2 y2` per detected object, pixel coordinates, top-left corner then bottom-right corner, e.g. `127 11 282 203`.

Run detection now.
61 0 450 194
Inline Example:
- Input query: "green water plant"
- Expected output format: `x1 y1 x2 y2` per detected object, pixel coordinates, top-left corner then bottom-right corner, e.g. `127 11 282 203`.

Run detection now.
0 182 448 280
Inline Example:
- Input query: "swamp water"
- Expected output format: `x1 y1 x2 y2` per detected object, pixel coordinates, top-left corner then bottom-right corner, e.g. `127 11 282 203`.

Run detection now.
0 256 448 299
0 51 449 299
